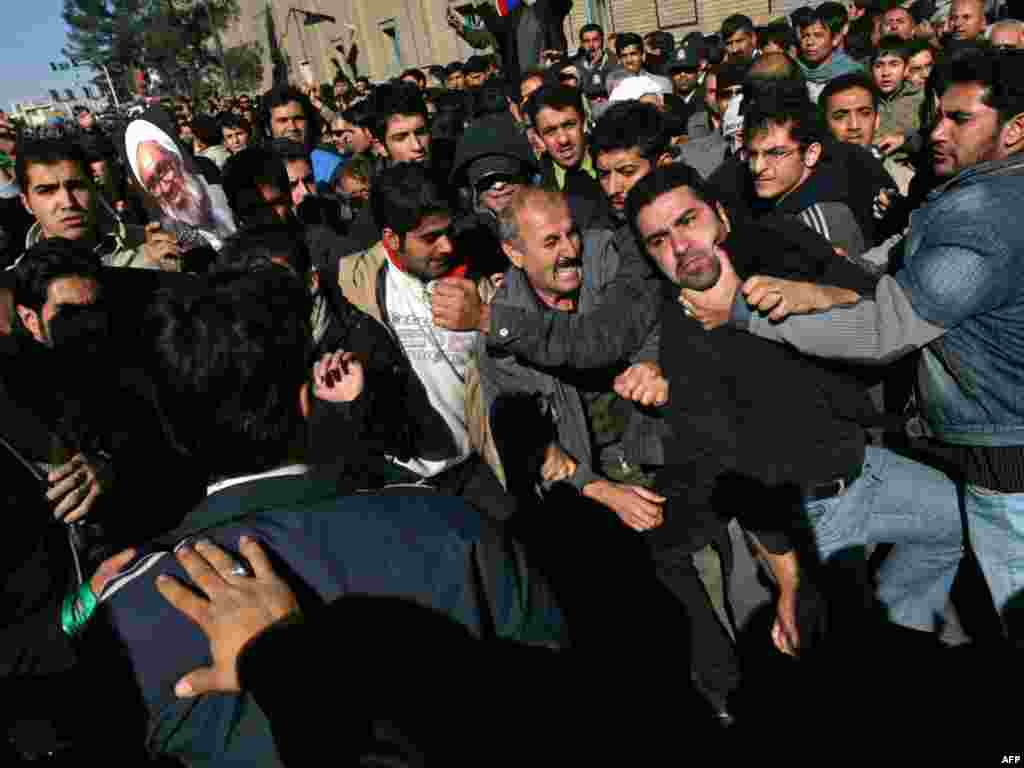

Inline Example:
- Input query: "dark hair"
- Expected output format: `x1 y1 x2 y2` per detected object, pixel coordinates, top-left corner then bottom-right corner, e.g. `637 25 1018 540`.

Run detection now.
15 138 88 193
800 6 842 35
905 37 934 60
743 95 825 150
220 113 252 134
874 34 914 62
357 76 371 86
269 138 311 164
367 83 429 143
221 145 289 226
625 163 719 242
524 84 584 126
149 270 311 479
190 113 222 147
260 84 314 144
446 62 464 76
341 153 373 183
342 99 376 132
846 15 877 60
704 34 726 66
759 23 799 52
13 237 100 312
934 46 1024 126
820 71 881 114
716 58 752 91
721 14 756 40
790 6 815 30
580 23 603 40
615 32 644 55
818 2 850 35
471 82 511 118
464 55 489 75
370 162 451 244
215 224 312 279
590 101 670 164
334 73 352 86
401 68 427 87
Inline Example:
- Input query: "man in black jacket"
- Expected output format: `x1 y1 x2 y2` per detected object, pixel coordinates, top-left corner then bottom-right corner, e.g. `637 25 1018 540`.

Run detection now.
626 163 962 717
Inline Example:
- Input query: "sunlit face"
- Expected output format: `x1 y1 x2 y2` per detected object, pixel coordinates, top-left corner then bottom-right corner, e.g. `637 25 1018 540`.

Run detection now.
520 76 544 113
285 158 314 207
595 148 655 216
18 276 100 347
535 105 585 170
137 142 186 206
581 30 604 63
873 54 907 96
907 50 934 90
949 0 985 40
332 118 372 154
636 185 729 291
385 213 455 282
883 8 914 39
466 71 487 88
223 125 250 154
620 44 644 74
503 197 582 304
931 82 1002 178
725 29 756 61
384 113 430 163
825 87 879 147
744 121 819 201
800 21 836 66
270 101 307 142
21 160 95 241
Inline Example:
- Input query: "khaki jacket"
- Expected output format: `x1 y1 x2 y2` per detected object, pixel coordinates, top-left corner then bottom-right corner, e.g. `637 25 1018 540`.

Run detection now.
336 243 504 486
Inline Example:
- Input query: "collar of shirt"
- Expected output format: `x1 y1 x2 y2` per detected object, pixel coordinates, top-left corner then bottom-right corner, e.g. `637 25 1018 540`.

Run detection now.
554 151 595 190
206 464 310 496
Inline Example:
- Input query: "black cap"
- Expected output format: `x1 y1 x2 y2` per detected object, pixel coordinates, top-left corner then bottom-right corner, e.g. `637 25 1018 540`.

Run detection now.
668 43 702 72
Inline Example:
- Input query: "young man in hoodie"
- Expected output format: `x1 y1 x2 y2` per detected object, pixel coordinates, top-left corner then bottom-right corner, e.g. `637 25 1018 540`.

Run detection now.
797 6 864 103
742 97 867 259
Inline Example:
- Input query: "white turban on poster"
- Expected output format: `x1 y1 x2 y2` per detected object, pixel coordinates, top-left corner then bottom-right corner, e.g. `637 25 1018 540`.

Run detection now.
125 119 236 251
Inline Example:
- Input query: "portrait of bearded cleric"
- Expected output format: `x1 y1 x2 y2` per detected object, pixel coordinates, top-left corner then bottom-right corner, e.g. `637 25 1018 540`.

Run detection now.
125 119 236 250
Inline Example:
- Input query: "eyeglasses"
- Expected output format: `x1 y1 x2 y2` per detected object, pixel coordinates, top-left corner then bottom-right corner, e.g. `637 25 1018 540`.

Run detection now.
739 146 799 166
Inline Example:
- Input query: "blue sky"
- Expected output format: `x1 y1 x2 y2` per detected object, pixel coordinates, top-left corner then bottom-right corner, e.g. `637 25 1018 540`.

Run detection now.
1 3 88 111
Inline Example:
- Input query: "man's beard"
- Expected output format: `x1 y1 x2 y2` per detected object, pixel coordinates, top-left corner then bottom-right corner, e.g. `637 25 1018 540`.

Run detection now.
160 171 210 228
677 245 721 291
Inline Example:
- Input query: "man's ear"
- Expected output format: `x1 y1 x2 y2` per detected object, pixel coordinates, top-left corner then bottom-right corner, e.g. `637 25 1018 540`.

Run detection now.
715 201 732 237
20 193 33 218
371 138 388 159
656 151 674 167
1002 111 1024 153
299 381 311 420
15 305 40 340
502 240 525 269
803 142 823 169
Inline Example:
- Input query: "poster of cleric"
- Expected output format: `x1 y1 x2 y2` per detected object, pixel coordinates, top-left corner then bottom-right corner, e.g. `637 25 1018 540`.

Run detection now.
124 117 236 251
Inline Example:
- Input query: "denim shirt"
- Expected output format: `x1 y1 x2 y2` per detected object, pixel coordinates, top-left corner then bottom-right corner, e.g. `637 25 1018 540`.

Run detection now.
896 156 1024 446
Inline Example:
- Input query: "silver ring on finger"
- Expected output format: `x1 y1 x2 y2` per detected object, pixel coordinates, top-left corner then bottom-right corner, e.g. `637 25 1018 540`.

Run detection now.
229 563 251 578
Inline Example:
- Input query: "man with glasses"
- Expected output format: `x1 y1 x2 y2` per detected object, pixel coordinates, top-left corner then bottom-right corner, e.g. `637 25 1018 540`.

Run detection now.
741 97 867 258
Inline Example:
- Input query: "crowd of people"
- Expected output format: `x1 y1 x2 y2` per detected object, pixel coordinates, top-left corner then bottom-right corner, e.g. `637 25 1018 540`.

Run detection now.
1 0 1023 762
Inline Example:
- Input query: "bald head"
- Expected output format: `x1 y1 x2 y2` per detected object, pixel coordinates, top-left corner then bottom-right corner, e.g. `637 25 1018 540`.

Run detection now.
990 19 1024 48
498 187 568 245
950 0 986 40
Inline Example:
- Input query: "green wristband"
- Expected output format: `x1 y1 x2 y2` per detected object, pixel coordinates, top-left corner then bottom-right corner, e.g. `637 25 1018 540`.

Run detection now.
60 583 98 637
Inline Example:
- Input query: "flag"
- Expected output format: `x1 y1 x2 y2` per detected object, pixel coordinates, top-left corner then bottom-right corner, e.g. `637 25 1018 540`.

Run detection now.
496 0 521 16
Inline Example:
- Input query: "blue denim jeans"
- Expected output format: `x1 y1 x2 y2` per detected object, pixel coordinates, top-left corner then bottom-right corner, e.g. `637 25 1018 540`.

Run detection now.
800 445 963 632
964 484 1024 636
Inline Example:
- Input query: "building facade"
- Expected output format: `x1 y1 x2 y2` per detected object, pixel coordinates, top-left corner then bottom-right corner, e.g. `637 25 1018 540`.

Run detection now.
223 0 782 93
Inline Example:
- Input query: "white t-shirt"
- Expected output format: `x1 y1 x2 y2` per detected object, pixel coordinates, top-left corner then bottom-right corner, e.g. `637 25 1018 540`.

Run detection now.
385 263 476 478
